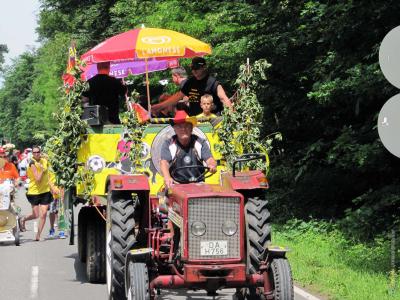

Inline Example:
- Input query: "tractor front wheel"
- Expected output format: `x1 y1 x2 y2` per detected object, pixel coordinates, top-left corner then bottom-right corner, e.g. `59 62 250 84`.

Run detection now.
269 258 294 300
126 262 150 300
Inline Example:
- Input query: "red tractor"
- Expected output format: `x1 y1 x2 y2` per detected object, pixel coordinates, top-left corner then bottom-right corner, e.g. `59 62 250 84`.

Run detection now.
106 151 293 299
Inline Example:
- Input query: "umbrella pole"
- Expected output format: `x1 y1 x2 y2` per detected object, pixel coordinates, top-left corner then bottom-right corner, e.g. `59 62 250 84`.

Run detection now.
145 58 151 115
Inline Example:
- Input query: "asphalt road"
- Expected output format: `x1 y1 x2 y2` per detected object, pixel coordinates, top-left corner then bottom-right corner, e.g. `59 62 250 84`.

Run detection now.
0 187 318 300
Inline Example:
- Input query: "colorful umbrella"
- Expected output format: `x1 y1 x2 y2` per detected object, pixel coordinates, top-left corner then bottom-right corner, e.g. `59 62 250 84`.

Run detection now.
80 27 212 114
82 58 179 80
81 27 211 64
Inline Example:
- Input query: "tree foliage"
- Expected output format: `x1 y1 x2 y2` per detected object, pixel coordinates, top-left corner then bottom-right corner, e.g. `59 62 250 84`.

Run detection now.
45 64 88 189
0 0 399 239
0 44 8 73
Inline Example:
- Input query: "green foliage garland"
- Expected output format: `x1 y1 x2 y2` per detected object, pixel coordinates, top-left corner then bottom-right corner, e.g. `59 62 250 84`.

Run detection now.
216 59 280 172
119 91 146 172
76 167 95 202
45 64 88 189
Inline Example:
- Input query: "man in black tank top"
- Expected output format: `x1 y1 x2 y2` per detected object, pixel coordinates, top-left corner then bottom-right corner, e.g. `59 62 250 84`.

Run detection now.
152 57 233 116
160 111 217 188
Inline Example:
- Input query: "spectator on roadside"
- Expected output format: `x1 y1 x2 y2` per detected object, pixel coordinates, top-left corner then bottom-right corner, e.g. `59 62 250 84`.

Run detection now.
10 150 19 171
18 149 32 182
20 146 52 241
0 147 19 184
152 57 233 116
196 94 217 120
82 61 127 124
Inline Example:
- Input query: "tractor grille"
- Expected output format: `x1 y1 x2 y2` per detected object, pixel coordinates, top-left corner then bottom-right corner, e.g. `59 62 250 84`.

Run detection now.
188 197 241 260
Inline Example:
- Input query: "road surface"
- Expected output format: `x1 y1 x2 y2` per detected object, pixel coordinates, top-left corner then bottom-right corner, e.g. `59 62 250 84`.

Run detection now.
0 187 319 300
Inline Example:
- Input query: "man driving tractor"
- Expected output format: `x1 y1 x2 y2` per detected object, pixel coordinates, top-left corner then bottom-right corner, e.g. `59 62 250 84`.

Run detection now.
160 110 217 188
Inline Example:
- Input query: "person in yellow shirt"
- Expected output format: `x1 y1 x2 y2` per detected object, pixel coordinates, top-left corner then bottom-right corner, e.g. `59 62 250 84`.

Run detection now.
20 146 52 241
196 94 217 120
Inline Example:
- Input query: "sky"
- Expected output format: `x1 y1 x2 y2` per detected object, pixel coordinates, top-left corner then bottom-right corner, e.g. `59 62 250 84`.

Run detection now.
0 0 40 66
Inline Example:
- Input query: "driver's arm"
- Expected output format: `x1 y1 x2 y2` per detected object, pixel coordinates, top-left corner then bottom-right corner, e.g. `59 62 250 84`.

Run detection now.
200 139 217 173
160 159 174 188
205 157 217 173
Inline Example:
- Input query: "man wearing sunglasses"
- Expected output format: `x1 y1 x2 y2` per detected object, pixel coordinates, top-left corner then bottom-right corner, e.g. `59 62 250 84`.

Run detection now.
0 147 19 183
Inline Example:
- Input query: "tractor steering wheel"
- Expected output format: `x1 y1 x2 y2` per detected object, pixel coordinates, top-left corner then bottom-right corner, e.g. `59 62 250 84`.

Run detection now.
170 165 213 184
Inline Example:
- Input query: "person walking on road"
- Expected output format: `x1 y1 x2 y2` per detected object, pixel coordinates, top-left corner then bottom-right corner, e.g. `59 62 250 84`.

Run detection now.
20 146 53 241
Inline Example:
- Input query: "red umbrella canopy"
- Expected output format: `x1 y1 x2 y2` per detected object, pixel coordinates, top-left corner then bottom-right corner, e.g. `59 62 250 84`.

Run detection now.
81 27 212 64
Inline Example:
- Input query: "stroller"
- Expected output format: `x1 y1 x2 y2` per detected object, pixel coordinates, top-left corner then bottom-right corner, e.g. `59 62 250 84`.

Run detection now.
0 179 20 246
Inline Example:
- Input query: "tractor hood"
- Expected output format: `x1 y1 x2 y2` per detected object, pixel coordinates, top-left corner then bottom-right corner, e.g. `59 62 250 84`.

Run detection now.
169 183 242 200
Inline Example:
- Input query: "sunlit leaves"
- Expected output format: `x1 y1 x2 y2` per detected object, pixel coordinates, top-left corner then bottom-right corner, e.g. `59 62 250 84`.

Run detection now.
45 64 88 189
216 59 274 171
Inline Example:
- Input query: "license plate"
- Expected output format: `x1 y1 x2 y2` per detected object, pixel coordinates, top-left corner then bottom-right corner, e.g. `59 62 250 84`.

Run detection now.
200 240 228 256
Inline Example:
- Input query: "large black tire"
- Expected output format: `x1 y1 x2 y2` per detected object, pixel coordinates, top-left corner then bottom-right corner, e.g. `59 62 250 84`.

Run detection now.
78 209 88 262
236 197 271 300
107 195 137 300
269 258 294 300
245 197 271 274
86 214 106 283
126 262 150 300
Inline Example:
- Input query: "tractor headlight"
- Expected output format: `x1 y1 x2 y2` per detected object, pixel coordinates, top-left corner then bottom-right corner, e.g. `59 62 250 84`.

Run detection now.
222 220 237 236
191 221 206 236
86 155 106 173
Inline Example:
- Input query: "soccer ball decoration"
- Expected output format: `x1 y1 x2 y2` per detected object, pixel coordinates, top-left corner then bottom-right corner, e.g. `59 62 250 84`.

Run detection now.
86 155 106 173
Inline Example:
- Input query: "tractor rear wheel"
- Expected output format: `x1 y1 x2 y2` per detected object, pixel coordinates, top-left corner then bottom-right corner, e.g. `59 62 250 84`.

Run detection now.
107 194 137 300
269 258 294 300
238 196 271 299
78 208 88 262
126 262 150 300
86 213 106 283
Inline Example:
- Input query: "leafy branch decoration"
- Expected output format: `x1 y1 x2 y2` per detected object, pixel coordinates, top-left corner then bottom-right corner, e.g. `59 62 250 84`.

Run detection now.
45 61 89 191
119 90 146 172
216 59 280 172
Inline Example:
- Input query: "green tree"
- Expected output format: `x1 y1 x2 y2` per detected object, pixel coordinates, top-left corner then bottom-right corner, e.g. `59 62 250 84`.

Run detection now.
0 44 8 73
0 52 37 146
0 0 397 238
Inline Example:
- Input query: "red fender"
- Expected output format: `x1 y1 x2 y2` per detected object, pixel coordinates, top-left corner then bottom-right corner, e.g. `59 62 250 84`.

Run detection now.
107 174 150 191
221 170 269 190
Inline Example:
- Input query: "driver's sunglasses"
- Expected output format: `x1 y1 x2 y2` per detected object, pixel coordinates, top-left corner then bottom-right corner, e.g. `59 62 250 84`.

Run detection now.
0 155 6 158
32 151 41 154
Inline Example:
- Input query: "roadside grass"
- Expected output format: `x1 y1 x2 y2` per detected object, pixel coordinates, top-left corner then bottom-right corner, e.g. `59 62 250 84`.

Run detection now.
272 220 400 300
